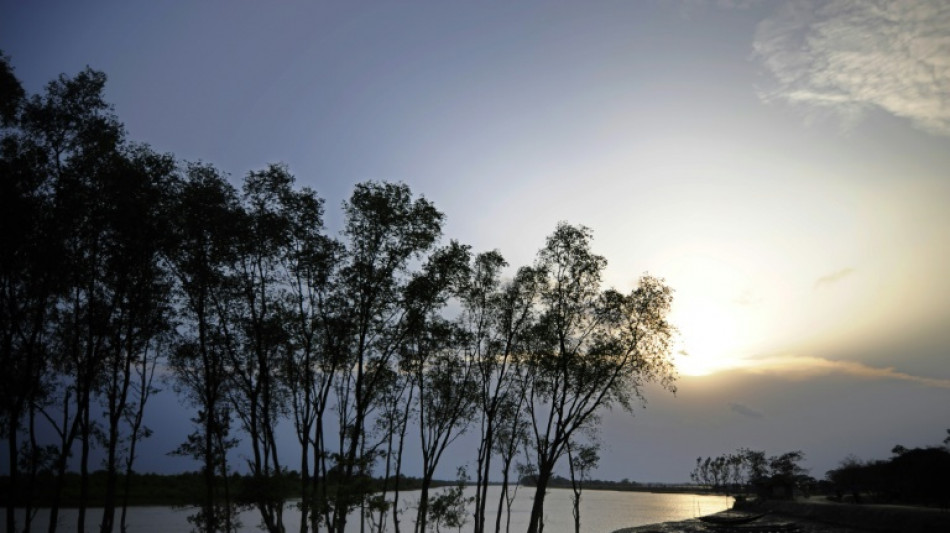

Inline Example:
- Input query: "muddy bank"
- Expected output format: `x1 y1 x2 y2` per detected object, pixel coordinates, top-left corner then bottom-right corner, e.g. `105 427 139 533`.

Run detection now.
735 498 950 533
613 513 868 533
614 498 950 533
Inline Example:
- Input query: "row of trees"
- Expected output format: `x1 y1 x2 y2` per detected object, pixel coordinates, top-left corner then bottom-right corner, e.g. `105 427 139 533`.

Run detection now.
690 449 809 499
826 431 950 507
0 55 678 533
692 431 950 507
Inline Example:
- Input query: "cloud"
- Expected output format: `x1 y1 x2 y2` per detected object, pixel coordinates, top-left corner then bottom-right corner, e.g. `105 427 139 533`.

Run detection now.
753 0 950 136
739 355 950 389
729 402 765 418
814 267 854 288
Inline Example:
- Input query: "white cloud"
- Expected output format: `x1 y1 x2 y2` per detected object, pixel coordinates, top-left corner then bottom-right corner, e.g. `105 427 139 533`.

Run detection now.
754 0 950 136
738 355 950 389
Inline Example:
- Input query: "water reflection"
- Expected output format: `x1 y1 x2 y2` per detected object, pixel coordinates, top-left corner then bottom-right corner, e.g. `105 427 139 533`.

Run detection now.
21 488 732 532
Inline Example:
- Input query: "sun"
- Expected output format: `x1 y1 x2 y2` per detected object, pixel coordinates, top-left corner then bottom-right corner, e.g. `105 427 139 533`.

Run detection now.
672 301 745 376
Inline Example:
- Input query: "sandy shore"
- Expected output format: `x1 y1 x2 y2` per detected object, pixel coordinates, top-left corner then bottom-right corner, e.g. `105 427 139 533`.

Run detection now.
612 514 871 533
613 498 950 533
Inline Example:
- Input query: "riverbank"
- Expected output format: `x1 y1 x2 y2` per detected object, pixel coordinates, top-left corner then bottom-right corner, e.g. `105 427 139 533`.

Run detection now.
613 497 950 533
613 512 870 533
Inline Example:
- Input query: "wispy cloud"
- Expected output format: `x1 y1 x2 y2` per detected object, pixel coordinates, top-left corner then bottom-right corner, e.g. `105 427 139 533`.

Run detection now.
730 402 765 418
814 267 854 288
753 0 950 136
739 355 950 389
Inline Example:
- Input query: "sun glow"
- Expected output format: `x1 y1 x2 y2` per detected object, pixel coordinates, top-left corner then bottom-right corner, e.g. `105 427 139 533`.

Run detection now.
672 300 747 377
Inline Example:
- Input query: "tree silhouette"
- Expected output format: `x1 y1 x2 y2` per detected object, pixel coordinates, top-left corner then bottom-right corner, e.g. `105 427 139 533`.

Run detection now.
521 223 677 533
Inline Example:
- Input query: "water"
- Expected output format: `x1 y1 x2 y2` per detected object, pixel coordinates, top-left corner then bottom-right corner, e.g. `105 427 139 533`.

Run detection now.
17 488 731 532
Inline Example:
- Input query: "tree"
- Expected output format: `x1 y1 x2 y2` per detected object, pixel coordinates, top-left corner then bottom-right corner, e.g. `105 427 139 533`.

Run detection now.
322 182 444 533
1 57 179 533
491 384 530 533
94 145 176 533
426 468 471 533
0 51 25 126
567 442 599 533
0 52 62 533
18 65 127 533
166 163 245 533
402 242 476 533
766 450 807 498
224 165 298 533
520 223 677 533
691 448 764 496
462 253 540 533
275 179 339 533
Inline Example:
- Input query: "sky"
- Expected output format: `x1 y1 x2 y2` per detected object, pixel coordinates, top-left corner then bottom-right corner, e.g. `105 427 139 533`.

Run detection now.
2 0 949 483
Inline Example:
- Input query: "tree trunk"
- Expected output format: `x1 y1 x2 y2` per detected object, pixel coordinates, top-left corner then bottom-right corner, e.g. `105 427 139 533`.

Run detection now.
415 478 431 533
100 430 119 533
77 396 91 533
204 416 216 533
300 434 311 533
391 389 412 533
26 404 41 533
47 395 80 533
474 418 493 533
494 469 507 533
526 463 553 533
5 416 18 533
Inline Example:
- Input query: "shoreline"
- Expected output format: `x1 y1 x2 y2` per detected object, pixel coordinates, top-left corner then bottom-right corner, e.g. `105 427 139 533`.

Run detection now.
612 515 870 533
613 497 950 533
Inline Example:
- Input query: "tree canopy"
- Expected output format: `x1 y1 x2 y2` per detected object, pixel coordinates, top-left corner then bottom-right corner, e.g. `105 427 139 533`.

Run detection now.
0 54 678 533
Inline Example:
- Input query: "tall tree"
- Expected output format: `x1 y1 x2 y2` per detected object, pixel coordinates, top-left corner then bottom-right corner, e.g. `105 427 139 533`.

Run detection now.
225 165 297 533
402 243 476 533
0 52 62 533
567 442 599 533
166 163 244 533
16 65 125 533
521 223 677 533
276 181 339 533
95 145 176 533
492 392 530 533
323 182 443 533
0 51 25 127
463 256 540 533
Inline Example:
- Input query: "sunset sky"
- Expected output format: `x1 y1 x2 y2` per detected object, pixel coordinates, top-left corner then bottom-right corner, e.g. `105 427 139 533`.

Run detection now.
3 0 949 482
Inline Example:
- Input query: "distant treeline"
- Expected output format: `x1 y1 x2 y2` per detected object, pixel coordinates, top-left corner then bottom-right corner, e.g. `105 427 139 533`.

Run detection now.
826 441 950 507
1 53 678 533
0 471 454 508
690 448 810 499
520 475 705 494
691 431 950 508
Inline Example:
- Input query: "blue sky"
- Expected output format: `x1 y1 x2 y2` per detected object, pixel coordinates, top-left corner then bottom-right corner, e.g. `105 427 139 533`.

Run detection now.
3 0 949 482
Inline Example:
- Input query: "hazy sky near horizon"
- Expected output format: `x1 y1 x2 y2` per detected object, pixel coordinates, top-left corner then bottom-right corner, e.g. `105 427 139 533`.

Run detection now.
3 0 949 482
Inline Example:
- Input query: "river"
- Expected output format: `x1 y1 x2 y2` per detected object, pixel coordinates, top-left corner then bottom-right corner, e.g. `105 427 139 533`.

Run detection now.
18 488 732 532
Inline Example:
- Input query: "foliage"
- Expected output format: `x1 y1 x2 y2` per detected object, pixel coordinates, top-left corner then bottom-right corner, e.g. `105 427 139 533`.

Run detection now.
0 54 679 533
826 435 950 507
691 448 810 499
519 223 677 533
426 468 472 533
